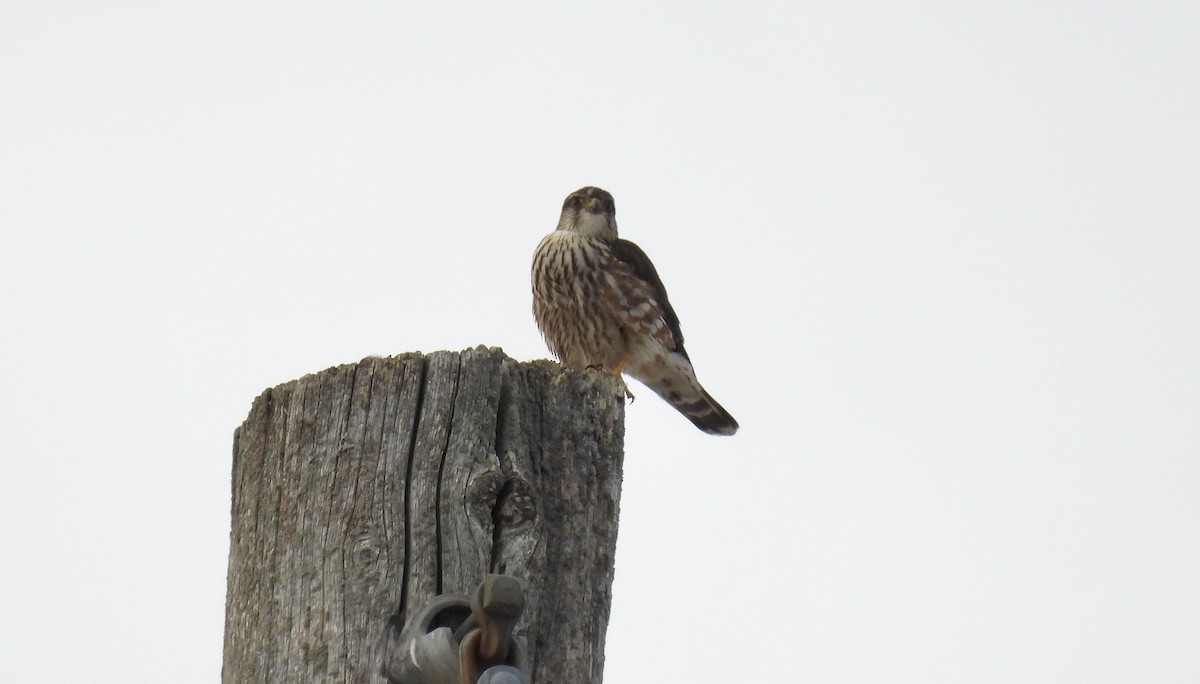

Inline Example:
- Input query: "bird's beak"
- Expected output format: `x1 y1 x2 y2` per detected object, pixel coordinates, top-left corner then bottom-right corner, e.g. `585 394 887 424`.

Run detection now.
581 197 599 212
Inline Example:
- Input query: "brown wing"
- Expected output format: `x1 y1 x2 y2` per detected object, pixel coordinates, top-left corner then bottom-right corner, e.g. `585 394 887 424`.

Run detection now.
608 238 689 360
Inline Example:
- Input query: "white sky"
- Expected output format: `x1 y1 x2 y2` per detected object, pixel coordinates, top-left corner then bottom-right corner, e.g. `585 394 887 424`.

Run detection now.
2 1 1197 682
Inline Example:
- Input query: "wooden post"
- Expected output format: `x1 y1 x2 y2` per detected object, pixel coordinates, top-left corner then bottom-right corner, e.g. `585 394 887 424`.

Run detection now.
222 347 624 683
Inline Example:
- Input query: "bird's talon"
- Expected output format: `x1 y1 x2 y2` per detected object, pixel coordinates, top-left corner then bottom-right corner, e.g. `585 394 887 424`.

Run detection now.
615 378 635 403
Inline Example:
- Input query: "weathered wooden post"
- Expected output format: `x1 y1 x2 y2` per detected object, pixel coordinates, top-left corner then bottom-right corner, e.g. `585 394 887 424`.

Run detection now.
222 347 624 682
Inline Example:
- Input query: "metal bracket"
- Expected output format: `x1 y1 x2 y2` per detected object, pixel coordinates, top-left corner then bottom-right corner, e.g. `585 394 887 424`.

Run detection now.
381 575 529 684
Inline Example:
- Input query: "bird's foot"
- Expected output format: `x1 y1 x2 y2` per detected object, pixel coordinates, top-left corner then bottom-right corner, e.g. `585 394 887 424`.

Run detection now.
583 364 635 402
617 377 635 403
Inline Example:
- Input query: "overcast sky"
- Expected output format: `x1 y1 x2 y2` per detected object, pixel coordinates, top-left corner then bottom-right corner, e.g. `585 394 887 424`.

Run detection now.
2 2 1197 682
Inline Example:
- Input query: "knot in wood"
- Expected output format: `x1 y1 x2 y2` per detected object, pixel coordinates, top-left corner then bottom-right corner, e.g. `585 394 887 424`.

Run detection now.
496 485 536 529
467 471 536 531
349 532 381 568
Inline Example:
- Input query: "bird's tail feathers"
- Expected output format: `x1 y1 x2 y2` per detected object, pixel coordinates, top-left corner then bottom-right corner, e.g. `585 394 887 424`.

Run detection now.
631 355 739 436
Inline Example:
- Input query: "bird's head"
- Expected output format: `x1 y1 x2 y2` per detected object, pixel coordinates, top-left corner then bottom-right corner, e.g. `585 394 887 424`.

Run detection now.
557 186 618 239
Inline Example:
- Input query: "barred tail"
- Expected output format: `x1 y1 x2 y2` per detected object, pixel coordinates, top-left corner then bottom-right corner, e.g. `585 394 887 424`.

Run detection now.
630 354 739 436
675 386 739 436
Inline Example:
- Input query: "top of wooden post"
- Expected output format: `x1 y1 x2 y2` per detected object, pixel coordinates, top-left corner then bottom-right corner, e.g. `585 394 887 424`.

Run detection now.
225 347 625 683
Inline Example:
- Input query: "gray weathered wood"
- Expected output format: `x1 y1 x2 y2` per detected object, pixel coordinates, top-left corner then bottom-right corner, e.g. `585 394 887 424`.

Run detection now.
223 347 624 683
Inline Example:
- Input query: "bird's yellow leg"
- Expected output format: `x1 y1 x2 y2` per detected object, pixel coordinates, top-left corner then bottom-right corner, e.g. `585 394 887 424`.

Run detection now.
585 353 636 401
608 349 636 376
609 351 636 402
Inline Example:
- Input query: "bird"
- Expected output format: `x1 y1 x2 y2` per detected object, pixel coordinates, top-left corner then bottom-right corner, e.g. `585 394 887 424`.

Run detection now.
531 186 738 436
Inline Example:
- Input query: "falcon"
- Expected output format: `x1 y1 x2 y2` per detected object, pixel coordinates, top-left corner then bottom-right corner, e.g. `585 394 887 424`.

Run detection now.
531 186 738 436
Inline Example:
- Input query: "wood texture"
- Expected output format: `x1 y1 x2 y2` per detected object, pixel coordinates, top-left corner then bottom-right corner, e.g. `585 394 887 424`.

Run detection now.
223 347 624 683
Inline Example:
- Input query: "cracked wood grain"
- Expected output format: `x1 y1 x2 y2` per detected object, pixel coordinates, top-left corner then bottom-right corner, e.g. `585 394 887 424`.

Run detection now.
223 347 624 683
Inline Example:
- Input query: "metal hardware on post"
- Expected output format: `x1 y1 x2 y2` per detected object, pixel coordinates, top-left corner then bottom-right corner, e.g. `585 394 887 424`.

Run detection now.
457 575 528 684
474 665 529 684
383 575 529 684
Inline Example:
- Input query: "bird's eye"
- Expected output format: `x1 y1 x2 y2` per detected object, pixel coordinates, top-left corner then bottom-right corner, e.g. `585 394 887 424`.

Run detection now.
605 199 615 213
